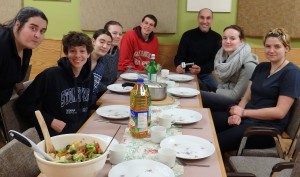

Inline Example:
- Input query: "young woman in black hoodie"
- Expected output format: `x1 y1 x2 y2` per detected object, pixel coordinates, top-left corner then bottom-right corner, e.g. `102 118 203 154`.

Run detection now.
17 31 94 138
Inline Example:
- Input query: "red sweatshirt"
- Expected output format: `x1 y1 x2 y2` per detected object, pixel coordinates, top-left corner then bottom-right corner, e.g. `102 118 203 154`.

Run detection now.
118 27 158 71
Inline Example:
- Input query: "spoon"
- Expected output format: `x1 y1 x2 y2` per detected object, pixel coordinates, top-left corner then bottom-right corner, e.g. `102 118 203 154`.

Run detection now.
102 125 121 154
9 130 54 161
35 110 56 153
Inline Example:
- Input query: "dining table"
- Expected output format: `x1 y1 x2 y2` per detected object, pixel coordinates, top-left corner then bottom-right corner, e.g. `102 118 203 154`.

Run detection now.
76 72 227 177
96 73 203 108
38 72 226 177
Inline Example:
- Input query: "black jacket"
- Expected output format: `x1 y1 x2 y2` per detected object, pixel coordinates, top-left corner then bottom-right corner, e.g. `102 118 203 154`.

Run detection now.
0 27 31 106
17 57 93 137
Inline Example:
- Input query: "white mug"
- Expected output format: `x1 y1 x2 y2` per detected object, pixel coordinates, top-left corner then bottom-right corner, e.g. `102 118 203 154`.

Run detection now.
158 148 176 168
158 114 174 128
161 69 170 78
150 126 166 143
165 80 176 88
109 144 126 165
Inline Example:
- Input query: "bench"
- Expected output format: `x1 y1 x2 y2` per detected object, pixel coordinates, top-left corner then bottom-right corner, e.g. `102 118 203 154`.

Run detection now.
30 39 300 79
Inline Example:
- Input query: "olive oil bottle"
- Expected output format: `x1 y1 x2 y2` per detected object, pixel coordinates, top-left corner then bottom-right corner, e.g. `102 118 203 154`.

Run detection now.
129 78 151 138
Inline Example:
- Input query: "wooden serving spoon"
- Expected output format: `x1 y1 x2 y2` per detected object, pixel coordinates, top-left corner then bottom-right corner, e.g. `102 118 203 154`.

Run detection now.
35 110 55 153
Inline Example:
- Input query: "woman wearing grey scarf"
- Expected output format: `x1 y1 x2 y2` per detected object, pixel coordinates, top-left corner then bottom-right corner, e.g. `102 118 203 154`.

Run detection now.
201 25 258 111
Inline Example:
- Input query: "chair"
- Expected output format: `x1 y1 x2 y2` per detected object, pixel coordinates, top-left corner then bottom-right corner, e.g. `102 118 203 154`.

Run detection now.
237 98 300 159
227 172 256 177
0 127 41 177
0 95 32 142
229 136 300 177
23 63 32 82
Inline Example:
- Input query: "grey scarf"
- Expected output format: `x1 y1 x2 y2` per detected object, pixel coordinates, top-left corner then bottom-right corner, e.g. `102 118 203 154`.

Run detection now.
214 43 252 81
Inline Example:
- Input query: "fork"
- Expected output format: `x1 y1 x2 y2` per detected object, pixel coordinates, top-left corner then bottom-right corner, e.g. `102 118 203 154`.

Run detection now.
171 124 203 129
176 158 210 167
94 119 128 125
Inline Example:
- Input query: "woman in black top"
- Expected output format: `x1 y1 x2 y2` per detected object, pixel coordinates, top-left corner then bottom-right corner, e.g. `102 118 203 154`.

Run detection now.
0 7 48 106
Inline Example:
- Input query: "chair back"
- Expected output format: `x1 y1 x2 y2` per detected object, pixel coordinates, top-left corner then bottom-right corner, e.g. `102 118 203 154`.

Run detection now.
0 96 31 142
286 99 300 139
0 128 40 177
291 136 300 177
285 99 300 160
291 157 300 177
23 63 32 82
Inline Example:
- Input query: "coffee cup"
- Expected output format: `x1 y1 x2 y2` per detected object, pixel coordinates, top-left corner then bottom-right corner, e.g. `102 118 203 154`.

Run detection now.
161 69 170 78
158 148 176 168
158 114 174 128
165 80 176 88
109 144 126 165
150 126 166 143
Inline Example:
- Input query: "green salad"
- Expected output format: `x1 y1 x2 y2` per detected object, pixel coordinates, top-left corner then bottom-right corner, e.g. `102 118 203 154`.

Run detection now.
49 141 103 163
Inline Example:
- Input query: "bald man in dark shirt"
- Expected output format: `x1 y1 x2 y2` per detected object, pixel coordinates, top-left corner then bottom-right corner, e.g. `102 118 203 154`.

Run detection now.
174 8 221 91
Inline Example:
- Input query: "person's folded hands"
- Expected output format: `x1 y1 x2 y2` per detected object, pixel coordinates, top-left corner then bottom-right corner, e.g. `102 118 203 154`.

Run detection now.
229 105 244 117
228 115 242 126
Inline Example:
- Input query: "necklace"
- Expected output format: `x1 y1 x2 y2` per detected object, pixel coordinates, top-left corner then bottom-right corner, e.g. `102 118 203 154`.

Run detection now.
267 59 287 78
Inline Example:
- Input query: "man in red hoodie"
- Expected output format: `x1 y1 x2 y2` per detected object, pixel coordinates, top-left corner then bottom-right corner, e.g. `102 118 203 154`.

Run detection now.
118 14 158 72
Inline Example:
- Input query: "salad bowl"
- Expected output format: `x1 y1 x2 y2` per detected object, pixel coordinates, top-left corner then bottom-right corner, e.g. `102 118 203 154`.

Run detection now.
34 133 109 177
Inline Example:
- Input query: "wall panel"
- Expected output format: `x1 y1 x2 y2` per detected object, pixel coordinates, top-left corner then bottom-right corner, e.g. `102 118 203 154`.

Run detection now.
237 0 300 38
0 0 23 23
80 0 178 33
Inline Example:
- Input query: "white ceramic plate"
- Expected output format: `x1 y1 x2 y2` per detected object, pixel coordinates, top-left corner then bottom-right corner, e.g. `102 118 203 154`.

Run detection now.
159 108 202 124
160 135 215 159
167 74 194 82
89 134 119 146
120 73 147 81
107 83 133 93
96 105 130 119
167 87 200 97
108 159 175 177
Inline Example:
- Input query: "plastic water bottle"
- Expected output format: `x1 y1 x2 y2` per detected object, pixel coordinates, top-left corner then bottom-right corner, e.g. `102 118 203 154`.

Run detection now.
147 54 158 82
129 78 151 138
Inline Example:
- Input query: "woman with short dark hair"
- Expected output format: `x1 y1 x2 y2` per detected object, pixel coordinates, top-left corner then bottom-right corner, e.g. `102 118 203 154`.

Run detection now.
17 31 94 137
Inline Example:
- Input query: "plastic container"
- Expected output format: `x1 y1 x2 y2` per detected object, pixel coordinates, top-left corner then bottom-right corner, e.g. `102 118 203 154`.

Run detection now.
129 78 151 138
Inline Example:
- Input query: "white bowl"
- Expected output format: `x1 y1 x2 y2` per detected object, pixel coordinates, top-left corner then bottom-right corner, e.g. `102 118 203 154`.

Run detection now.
34 134 109 177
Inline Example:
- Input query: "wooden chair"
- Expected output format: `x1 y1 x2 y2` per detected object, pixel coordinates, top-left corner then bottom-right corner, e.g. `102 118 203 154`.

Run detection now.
227 172 256 177
23 63 32 82
229 137 300 177
237 98 300 159
0 128 40 177
0 95 31 142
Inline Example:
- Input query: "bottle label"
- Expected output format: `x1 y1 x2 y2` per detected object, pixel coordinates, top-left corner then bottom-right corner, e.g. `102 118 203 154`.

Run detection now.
130 109 148 130
150 74 157 82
